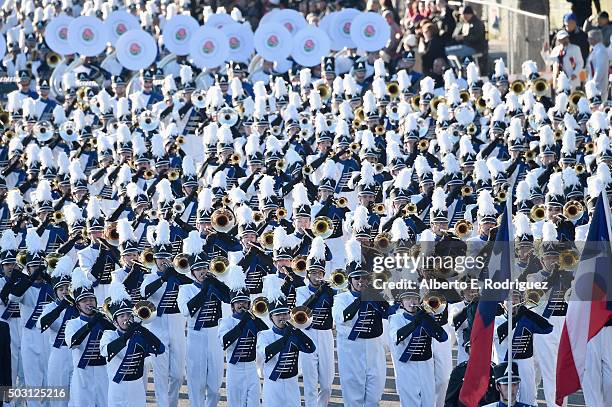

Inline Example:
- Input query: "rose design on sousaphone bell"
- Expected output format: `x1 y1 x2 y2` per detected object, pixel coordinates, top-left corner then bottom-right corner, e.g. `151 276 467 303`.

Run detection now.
116 22 127 36
266 34 279 48
229 36 240 50
202 40 215 54
81 27 95 42
59 27 68 40
363 24 376 38
283 22 294 33
342 22 351 35
303 39 315 53
175 27 187 42
129 42 142 56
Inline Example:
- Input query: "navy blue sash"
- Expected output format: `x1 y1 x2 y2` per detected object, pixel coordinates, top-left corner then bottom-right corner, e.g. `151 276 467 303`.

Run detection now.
25 283 54 329
77 317 107 368
53 306 79 348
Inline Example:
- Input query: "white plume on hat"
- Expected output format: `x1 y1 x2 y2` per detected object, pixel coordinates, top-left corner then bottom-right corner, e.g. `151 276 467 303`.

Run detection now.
431 187 447 211
556 72 571 92
459 135 476 156
343 75 359 96
25 227 44 253
157 178 174 204
34 179 53 203
258 175 276 199
40 146 55 169
391 217 411 241
86 197 103 219
151 134 165 158
585 79 600 99
245 134 261 156
394 168 412 189
51 256 74 279
320 159 338 181
57 152 70 176
273 226 299 251
116 164 132 187
596 162 612 184
226 260 247 292
466 62 480 85
414 155 432 178
332 76 344 95
372 77 387 100
183 230 204 256
181 155 196 177
228 187 247 205
345 238 362 264
561 129 576 154
476 190 496 217
397 69 412 91
117 218 136 245
197 188 214 211
265 135 282 153
263 273 285 302
494 58 507 77
455 106 475 126
116 97 129 119
230 77 243 98
179 65 193 86
542 220 558 243
308 236 326 261
547 172 564 196
562 167 580 188
351 205 370 232
292 183 310 208
154 219 171 245
0 230 18 252
513 213 532 237
487 157 506 178
26 143 41 166
63 203 83 227
235 205 254 226
521 60 538 78
126 182 143 202
442 153 461 175
203 123 219 147
419 76 434 95
515 180 531 203
363 91 376 113
7 190 24 212
108 277 132 305
71 267 93 291
53 105 67 125
587 175 603 199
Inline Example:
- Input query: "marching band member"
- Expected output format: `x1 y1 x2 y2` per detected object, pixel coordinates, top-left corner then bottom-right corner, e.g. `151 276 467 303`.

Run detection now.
140 220 190 407
218 261 268 406
177 231 230 407
100 279 165 407
257 277 316 406
64 267 115 407
295 236 336 407
37 256 78 407
389 288 448 406
332 238 389 406
481 361 537 407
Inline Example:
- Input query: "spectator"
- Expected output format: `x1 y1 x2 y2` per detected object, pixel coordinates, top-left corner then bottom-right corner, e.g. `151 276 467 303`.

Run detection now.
586 29 610 103
434 0 457 45
563 13 590 61
366 0 380 13
567 0 601 28
543 30 584 90
596 11 612 46
430 57 447 92
420 23 447 76
379 0 401 24
383 9 403 60
452 6 487 54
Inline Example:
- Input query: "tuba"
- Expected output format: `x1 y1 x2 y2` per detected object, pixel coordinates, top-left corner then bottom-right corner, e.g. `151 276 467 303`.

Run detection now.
218 107 239 127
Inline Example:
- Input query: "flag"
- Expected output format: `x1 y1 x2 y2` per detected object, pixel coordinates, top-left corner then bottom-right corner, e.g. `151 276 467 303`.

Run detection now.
556 192 612 404
459 198 513 407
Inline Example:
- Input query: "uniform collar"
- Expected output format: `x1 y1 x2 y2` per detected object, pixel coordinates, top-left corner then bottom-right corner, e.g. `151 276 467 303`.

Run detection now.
272 326 284 335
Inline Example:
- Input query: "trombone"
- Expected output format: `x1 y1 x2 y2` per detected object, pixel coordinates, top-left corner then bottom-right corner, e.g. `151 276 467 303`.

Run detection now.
530 204 545 222
312 216 334 239
291 256 307 277
211 208 236 233
209 256 229 276
563 201 584 222
140 248 155 268
259 230 274 250
329 269 348 290
289 306 313 329
251 296 269 317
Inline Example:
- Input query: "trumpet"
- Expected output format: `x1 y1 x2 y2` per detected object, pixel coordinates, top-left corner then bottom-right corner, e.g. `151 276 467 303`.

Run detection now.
532 78 549 96
524 289 544 307
140 248 155 268
133 300 156 322
374 232 392 253
291 256 307 277
584 141 595 154
530 204 546 222
354 107 365 122
230 153 241 165
329 269 348 290
222 195 232 207
253 211 264 223
466 123 477 135
403 203 417 216
525 150 536 161
563 201 584 222
375 124 386 135
575 163 585 174
173 254 190 274
349 142 360 153
317 84 331 101
373 203 386 215
554 129 563 141
23 204 35 216
276 207 287 220
422 293 446 314
168 169 180 181
569 90 586 109
375 163 385 173
175 135 185 145
147 209 158 220
559 249 579 270
352 117 362 128
143 169 156 180
209 256 229 276
336 197 348 208
302 164 314 176
387 81 400 98
211 208 236 233
289 306 313 329
270 125 282 137
418 138 429 152
459 90 470 104
461 185 473 197
172 201 185 215
259 230 275 250
496 190 508 203
312 216 334 239
275 159 285 171
451 219 473 238
52 211 65 224
46 52 61 67
251 296 269 317
510 79 526 94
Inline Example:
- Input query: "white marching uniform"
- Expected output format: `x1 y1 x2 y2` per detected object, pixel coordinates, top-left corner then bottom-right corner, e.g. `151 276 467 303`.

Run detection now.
0 275 23 387
432 305 454 407
296 285 335 407
218 314 262 407
583 325 612 407
64 316 109 407
77 245 112 304
9 284 52 407
99 329 147 407
177 282 224 407
331 290 387 407
140 271 186 407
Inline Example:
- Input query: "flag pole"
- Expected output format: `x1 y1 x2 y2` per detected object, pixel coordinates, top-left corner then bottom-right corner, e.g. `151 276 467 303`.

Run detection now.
506 193 514 388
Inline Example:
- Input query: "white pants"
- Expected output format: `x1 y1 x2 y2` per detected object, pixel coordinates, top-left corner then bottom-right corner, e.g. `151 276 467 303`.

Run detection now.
301 329 334 407
185 327 224 407
70 365 108 407
433 329 452 407
4 318 22 387
226 362 260 407
534 316 566 407
47 346 73 407
337 336 386 407
325 237 345 272
108 377 146 407
150 315 186 407
393 358 435 407
20 328 50 407
262 376 300 407
583 326 612 407
516 358 537 406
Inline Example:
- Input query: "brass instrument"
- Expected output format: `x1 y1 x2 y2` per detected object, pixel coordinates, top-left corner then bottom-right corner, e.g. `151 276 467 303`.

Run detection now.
172 201 185 215
461 185 473 197
584 141 595 154
302 164 314 176
140 248 155 268
575 163 585 174
375 163 384 173
336 197 348 208
496 190 508 203
16 250 27 267
352 117 362 128
276 207 287 220
459 90 470 104
410 95 421 109
373 269 392 284
524 289 544 307
563 201 584 222
52 211 65 224
525 150 536 161
173 254 190 274
403 203 417 216
374 232 392 253
418 138 429 152
554 129 563 141
33 121 53 139
466 123 477 135
559 249 579 270
24 204 35 216
354 107 365 122
175 135 185 145
375 124 386 135
87 138 98 149
451 219 473 238
289 306 313 329
430 96 446 115
251 296 269 317
422 293 446 313
349 142 360 153
291 256 307 277
329 269 348 290
387 81 400 98
317 84 331 101
569 91 586 109
270 125 282 137
168 169 180 181
211 208 236 233
138 111 159 132
147 209 158 220
510 80 526 94
312 216 334 239
46 52 61 67
209 256 229 276
191 90 207 109
373 203 386 215
275 158 285 171
530 204 545 222
532 78 549 96
230 153 241 165
259 230 275 250
222 195 232 207
253 211 264 223
46 253 61 272
218 107 238 127
133 300 156 321
0 110 9 126
104 224 120 246
143 169 155 180
476 97 486 112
